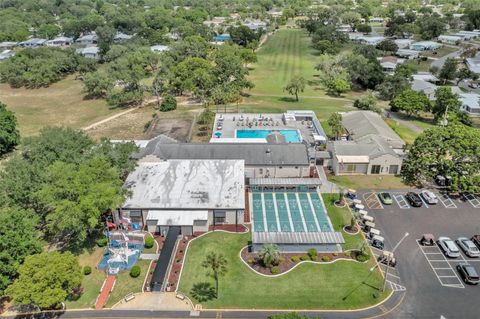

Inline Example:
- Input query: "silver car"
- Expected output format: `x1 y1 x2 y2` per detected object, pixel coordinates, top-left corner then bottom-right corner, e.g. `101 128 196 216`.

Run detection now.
457 237 480 258
421 190 438 205
438 237 461 258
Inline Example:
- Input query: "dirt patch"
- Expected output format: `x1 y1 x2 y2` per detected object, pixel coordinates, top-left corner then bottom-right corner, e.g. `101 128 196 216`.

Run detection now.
241 249 360 276
145 117 192 142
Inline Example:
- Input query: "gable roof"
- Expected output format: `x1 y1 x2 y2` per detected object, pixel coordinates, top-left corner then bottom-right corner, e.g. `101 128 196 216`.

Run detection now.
134 141 310 166
341 111 404 149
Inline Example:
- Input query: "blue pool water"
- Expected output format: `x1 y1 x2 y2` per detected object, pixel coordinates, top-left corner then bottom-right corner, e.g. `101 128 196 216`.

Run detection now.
236 129 301 142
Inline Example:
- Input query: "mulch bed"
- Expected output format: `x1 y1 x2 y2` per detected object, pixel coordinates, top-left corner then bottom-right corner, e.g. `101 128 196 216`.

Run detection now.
241 248 360 275
165 235 194 291
344 225 359 234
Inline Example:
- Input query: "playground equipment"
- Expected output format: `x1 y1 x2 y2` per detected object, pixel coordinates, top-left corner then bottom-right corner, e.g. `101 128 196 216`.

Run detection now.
98 231 146 275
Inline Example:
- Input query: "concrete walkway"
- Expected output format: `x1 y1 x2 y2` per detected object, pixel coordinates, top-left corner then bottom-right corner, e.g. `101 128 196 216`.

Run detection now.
139 253 159 260
317 166 339 193
113 292 193 311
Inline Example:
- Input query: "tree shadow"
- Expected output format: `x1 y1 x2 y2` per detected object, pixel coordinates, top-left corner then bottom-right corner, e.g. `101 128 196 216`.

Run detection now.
278 97 297 103
190 282 217 302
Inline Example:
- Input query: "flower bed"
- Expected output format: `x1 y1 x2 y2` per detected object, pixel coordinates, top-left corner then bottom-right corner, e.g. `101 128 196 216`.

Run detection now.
241 248 361 275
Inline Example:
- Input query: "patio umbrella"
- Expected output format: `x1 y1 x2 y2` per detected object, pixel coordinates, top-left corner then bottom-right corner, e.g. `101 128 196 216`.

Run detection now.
266 131 286 144
214 131 222 137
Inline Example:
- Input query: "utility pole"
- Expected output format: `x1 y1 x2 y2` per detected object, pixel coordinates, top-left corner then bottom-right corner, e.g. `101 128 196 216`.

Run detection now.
382 232 409 292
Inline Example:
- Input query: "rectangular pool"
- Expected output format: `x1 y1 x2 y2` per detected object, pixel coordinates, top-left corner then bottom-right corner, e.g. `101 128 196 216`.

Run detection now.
236 129 301 143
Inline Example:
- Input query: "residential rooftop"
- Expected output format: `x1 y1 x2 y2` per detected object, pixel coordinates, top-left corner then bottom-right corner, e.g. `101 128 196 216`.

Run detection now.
123 159 245 210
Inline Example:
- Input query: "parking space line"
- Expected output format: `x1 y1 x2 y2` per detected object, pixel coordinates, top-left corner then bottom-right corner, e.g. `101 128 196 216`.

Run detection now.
362 192 384 210
419 194 429 208
392 193 410 209
463 193 480 208
436 192 457 209
417 241 464 289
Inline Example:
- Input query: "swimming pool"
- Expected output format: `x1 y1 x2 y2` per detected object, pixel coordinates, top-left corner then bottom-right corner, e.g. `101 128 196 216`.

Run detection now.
236 129 301 143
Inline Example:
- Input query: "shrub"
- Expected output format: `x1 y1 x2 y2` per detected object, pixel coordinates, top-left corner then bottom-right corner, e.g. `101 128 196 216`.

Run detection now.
300 255 308 261
308 249 317 260
271 266 280 274
160 94 177 112
247 258 254 264
322 256 330 262
333 252 338 257
96 237 108 247
310 255 317 261
345 251 351 257
144 236 155 249
356 254 370 262
291 256 299 263
130 265 141 278
83 266 92 275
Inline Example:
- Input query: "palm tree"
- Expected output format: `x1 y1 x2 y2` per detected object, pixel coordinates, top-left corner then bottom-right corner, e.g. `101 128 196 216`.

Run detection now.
201 252 228 298
259 243 281 268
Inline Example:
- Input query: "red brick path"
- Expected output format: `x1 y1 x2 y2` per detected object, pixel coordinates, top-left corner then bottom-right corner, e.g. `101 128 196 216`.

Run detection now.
95 275 116 309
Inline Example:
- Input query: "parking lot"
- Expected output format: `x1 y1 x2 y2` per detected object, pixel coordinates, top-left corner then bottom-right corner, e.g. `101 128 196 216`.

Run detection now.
357 189 480 318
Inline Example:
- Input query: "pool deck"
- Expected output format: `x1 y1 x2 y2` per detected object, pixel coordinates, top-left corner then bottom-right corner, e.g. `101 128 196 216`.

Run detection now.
212 113 319 144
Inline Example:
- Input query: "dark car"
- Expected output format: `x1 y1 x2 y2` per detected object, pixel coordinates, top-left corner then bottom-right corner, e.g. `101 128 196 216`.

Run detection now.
405 192 423 207
457 264 480 284
471 235 480 249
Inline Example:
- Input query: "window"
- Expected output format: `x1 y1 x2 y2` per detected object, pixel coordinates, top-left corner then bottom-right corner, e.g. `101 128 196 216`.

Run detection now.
214 211 226 224
389 165 399 175
259 168 263 174
371 165 381 174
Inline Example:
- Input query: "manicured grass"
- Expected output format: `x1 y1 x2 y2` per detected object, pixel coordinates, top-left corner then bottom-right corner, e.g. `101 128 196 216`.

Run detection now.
422 46 457 58
0 75 122 137
243 28 355 120
178 198 389 311
239 95 354 122
105 259 151 308
385 118 419 144
327 174 410 190
142 233 157 254
178 230 387 309
405 59 431 73
66 247 106 309
322 194 363 251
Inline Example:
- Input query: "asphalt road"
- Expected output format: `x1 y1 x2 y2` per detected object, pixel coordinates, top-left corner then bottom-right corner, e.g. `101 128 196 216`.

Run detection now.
358 189 480 319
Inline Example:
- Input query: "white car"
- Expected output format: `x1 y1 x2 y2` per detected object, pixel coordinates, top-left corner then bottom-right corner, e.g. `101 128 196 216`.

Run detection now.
438 237 461 258
457 237 480 258
421 190 438 205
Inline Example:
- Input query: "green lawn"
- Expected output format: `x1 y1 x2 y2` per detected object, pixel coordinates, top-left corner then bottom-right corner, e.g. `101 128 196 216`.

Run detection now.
66 247 106 309
385 118 420 144
0 75 122 137
322 194 363 251
327 174 410 190
405 59 431 73
178 196 389 310
105 259 151 308
242 28 355 120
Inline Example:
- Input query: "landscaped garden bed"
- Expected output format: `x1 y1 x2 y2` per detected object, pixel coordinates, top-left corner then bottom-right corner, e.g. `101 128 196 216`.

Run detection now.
241 247 362 275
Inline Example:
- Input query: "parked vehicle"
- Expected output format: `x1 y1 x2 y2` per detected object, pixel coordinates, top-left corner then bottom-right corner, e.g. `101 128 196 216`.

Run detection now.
354 203 365 211
346 189 357 200
456 264 480 284
405 192 423 207
371 235 385 250
420 234 436 246
471 235 480 249
420 190 438 205
360 215 374 225
457 237 480 258
378 192 393 205
438 237 461 258
367 228 381 240
362 221 375 233
378 250 396 267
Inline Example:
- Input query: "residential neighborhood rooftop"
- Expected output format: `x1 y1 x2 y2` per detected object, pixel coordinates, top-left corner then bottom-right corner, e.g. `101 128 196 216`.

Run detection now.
123 159 245 210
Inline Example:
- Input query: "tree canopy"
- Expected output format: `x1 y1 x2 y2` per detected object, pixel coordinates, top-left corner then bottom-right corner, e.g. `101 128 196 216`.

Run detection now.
0 102 20 156
5 251 82 309
402 124 480 192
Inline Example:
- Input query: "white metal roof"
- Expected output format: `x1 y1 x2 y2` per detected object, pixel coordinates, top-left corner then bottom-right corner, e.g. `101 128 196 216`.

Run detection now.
123 159 245 210
253 231 345 244
146 210 208 226
250 178 323 186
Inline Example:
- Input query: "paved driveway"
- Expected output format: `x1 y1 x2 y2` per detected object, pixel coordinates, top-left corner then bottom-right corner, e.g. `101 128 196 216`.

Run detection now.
357 190 480 318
